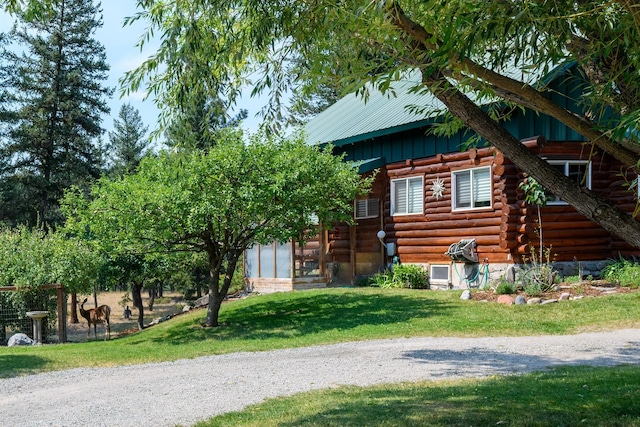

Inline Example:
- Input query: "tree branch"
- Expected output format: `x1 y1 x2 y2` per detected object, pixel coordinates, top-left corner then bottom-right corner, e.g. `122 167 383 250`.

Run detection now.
387 1 640 168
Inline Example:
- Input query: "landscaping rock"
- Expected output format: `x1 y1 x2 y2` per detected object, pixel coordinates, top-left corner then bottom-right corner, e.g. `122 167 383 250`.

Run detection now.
182 305 192 312
571 295 585 300
460 290 471 300
150 315 172 325
514 295 526 305
194 294 209 308
527 298 542 305
541 299 559 305
559 292 570 301
497 295 514 305
8 333 33 346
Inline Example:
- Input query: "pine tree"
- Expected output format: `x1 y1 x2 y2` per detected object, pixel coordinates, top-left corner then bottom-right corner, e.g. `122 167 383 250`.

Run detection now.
107 103 149 176
164 93 247 151
0 0 112 229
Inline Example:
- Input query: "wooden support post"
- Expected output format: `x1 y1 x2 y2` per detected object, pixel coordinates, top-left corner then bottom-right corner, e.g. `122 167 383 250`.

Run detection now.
56 285 67 343
350 224 356 285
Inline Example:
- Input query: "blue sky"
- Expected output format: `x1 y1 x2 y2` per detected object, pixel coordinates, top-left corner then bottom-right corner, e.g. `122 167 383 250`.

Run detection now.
1 0 263 142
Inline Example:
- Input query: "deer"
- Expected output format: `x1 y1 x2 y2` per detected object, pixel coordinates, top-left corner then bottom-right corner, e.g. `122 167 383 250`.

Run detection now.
79 298 111 340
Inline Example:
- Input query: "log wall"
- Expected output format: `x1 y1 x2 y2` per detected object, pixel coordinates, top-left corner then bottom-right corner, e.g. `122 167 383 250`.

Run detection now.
514 141 639 262
329 139 639 273
383 148 510 264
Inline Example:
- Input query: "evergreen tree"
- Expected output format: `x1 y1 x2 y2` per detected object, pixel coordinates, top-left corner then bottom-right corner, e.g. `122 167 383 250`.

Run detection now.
107 103 149 176
0 0 111 229
164 92 247 151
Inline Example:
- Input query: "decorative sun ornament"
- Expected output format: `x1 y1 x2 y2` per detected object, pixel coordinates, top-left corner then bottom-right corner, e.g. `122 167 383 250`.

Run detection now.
431 177 445 200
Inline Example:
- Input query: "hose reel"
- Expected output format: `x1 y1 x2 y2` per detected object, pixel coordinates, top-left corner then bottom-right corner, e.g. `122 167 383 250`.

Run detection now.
445 239 478 263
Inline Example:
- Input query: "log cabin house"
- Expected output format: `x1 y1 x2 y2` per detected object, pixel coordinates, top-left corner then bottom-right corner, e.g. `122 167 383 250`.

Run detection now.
244 63 639 292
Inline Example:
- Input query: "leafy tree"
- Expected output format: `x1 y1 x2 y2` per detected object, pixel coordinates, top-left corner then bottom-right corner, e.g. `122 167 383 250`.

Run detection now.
106 103 150 176
0 0 112 229
0 226 100 327
1 0 50 18
62 128 370 327
0 226 99 293
287 78 341 127
96 253 170 330
124 0 640 248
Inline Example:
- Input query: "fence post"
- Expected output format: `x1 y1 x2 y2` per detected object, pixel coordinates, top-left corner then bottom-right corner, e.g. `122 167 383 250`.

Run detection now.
56 285 67 343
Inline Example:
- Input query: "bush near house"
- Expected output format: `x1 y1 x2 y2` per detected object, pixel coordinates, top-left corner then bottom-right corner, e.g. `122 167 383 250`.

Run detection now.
367 264 429 289
601 258 640 289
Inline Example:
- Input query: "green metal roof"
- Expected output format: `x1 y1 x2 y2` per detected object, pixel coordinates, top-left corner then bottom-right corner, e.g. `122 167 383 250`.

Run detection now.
304 65 559 146
304 72 443 146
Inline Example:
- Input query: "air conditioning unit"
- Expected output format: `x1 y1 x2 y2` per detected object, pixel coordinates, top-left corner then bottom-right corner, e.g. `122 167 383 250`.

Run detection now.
445 239 478 263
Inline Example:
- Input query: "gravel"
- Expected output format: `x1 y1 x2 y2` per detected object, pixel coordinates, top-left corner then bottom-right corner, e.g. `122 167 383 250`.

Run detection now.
2 329 640 427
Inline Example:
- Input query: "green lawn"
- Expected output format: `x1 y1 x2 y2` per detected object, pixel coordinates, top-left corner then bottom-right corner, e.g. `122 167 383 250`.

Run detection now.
1 287 638 377
2 287 639 426
196 365 640 427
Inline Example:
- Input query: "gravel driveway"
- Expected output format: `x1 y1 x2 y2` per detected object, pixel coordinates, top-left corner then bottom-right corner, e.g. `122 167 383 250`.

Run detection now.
2 329 640 427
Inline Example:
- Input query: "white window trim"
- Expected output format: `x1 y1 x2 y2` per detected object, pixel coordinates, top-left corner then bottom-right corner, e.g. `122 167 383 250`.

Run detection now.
391 176 424 216
429 264 451 285
355 198 380 219
451 166 493 212
546 160 591 205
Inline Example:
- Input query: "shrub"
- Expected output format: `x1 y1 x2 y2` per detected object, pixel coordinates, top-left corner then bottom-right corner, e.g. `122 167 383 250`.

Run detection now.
524 282 543 296
369 270 398 289
495 280 517 295
392 264 430 289
602 258 640 289
368 265 429 289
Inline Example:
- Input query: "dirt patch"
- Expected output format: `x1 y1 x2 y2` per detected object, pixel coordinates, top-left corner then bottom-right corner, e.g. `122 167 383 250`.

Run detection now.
67 291 185 342
471 280 636 302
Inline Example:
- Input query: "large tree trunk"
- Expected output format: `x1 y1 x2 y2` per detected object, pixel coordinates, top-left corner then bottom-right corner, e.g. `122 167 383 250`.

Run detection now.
131 281 145 330
205 292 223 327
422 69 640 249
205 249 241 327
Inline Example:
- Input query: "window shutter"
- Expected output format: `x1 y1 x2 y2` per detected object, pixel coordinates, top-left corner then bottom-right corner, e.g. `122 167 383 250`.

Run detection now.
455 172 471 208
472 168 491 207
355 199 380 218
408 177 423 214
367 198 380 217
393 180 407 214
355 199 368 218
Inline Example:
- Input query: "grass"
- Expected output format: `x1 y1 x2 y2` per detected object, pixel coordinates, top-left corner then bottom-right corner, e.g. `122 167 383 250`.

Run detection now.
196 365 640 427
1 287 639 378
2 287 640 426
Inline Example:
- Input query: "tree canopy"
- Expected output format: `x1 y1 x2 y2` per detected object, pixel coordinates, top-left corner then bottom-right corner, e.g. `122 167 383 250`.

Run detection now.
0 226 99 294
124 0 640 248
63 129 371 326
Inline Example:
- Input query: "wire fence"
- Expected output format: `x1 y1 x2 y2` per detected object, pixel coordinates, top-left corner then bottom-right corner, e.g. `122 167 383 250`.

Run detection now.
0 286 64 345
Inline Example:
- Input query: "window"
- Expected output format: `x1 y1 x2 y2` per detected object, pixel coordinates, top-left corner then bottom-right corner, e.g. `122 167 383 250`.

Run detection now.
430 265 450 285
391 176 423 215
546 160 591 205
452 166 492 211
355 198 380 219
